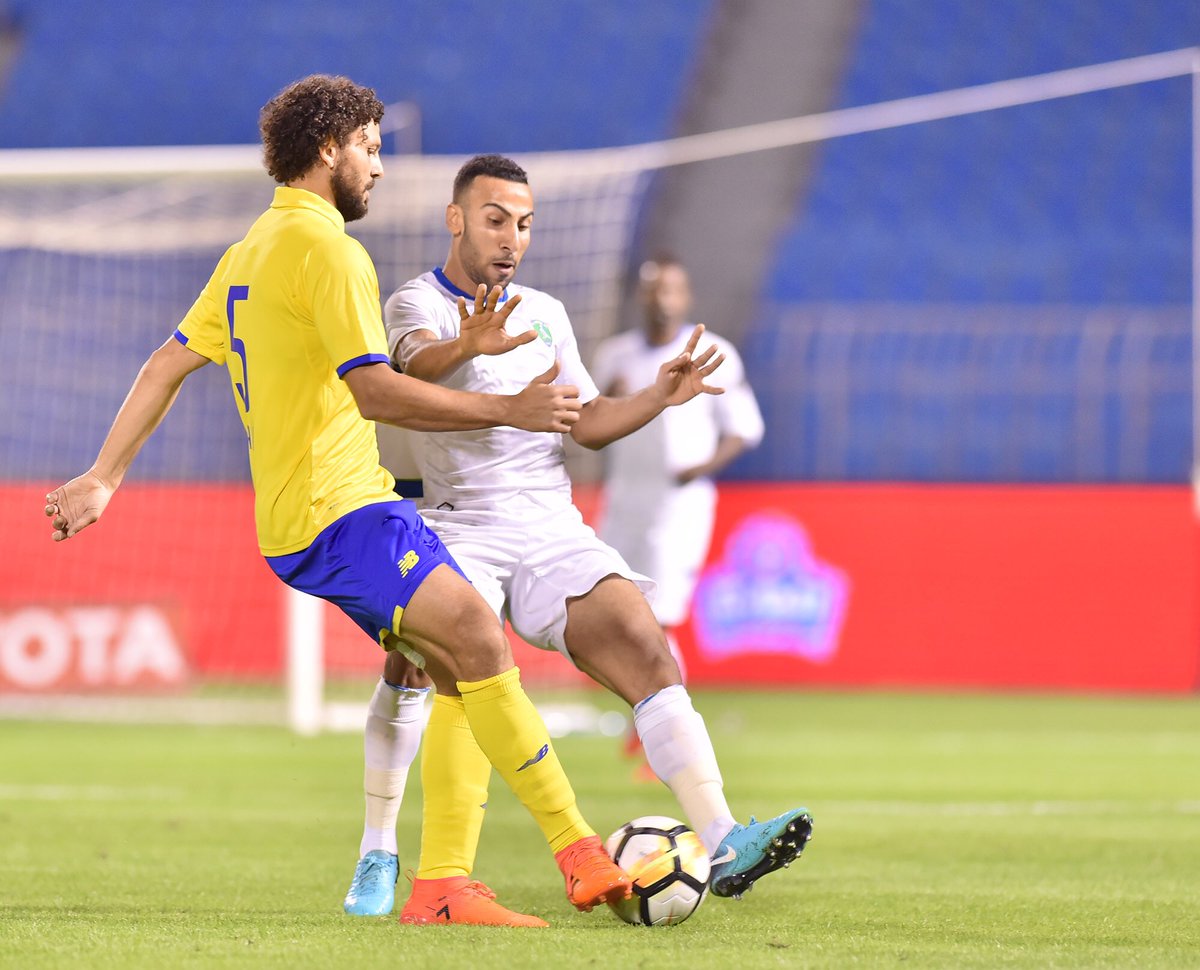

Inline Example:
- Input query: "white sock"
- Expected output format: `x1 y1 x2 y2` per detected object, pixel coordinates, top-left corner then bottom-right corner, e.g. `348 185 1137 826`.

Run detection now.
633 684 736 855
359 678 428 858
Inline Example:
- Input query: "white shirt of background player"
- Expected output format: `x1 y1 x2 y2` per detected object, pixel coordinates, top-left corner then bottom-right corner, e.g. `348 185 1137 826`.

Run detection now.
590 260 764 628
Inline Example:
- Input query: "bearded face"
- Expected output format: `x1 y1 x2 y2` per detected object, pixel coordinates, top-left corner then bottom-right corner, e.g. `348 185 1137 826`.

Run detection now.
331 155 372 222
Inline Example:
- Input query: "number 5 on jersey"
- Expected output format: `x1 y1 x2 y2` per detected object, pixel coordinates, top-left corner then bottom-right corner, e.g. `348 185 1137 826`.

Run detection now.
226 285 251 443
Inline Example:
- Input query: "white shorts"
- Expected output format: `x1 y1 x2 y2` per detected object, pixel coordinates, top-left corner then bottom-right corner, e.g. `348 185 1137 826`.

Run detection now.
419 501 655 664
599 480 716 627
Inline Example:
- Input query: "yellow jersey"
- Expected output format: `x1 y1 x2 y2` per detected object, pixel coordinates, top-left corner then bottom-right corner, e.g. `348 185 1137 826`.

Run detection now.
174 186 396 555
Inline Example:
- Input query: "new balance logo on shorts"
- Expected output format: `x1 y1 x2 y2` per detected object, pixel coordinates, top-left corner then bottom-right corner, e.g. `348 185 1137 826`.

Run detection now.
516 743 549 771
397 551 420 577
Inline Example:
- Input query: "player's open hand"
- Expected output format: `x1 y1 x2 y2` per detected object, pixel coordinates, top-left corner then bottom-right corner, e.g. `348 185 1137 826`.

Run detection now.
510 360 582 432
44 470 114 541
457 284 533 359
656 324 726 407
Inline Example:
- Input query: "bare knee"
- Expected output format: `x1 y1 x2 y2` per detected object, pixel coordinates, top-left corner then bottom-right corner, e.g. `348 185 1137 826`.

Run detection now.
607 585 675 665
576 633 679 707
410 594 511 682
567 581 680 705
382 649 432 689
400 566 513 682
438 588 501 643
620 625 681 695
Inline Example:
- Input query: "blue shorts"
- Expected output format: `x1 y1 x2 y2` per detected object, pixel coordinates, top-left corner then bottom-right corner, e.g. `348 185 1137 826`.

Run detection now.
266 500 466 648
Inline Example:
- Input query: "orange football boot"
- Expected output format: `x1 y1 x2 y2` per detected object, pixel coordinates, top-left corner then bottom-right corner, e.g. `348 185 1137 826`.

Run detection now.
399 875 548 927
620 725 643 759
553 835 633 912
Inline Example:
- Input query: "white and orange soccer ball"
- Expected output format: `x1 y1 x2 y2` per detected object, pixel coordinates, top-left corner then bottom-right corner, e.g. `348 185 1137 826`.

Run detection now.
604 815 711 926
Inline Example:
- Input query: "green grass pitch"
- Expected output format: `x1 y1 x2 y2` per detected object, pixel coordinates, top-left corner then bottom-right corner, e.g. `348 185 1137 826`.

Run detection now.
2 690 1198 969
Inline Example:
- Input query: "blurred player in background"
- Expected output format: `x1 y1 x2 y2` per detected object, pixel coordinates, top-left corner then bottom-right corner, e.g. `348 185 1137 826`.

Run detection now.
341 153 811 924
590 256 764 771
42 76 631 924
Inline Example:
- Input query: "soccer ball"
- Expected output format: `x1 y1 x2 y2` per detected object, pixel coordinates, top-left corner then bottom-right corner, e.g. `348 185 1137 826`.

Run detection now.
604 815 711 926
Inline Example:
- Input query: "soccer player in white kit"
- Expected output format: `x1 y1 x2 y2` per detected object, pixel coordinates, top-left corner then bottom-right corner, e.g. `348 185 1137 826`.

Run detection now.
342 155 811 924
591 257 764 764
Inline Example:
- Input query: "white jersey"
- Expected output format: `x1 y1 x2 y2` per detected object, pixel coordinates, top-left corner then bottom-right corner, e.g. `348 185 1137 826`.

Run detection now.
590 325 764 502
591 324 763 626
384 268 599 511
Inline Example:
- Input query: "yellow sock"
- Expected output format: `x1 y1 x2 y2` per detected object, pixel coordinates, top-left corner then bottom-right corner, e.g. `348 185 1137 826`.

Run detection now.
416 694 491 879
457 666 592 854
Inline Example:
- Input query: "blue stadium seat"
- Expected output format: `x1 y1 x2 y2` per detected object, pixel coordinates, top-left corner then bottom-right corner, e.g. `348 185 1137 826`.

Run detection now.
0 0 715 482
0 0 713 152
738 0 1198 483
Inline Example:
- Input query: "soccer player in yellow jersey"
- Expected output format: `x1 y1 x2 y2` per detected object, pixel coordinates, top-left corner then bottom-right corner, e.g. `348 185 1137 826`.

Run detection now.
43 74 630 925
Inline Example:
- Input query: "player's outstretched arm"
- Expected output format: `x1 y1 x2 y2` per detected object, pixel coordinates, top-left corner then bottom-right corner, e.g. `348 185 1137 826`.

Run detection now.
345 359 580 433
398 285 534 382
571 324 725 451
44 337 210 541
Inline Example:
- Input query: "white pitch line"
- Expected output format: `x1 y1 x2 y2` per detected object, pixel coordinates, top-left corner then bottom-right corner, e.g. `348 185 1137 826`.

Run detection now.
821 799 1200 817
0 784 182 802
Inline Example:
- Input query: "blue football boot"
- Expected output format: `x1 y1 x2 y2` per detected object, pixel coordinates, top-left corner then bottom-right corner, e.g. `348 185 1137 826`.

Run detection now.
709 808 814 899
343 849 399 916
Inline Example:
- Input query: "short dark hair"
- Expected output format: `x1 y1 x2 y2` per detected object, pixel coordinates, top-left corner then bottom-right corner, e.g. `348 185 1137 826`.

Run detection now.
452 154 528 202
638 252 687 285
643 252 685 272
259 75 385 184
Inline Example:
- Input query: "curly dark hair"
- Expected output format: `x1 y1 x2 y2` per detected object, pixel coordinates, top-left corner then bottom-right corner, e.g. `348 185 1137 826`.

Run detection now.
259 75 385 184
452 154 528 202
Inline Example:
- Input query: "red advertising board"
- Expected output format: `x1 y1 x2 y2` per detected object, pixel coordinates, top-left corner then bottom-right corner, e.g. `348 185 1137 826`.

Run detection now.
675 485 1199 692
2 483 283 691
3 482 1197 693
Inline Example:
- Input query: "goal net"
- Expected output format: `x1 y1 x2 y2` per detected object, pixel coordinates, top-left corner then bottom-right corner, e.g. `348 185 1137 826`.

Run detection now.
1 49 1194 729
0 142 658 730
